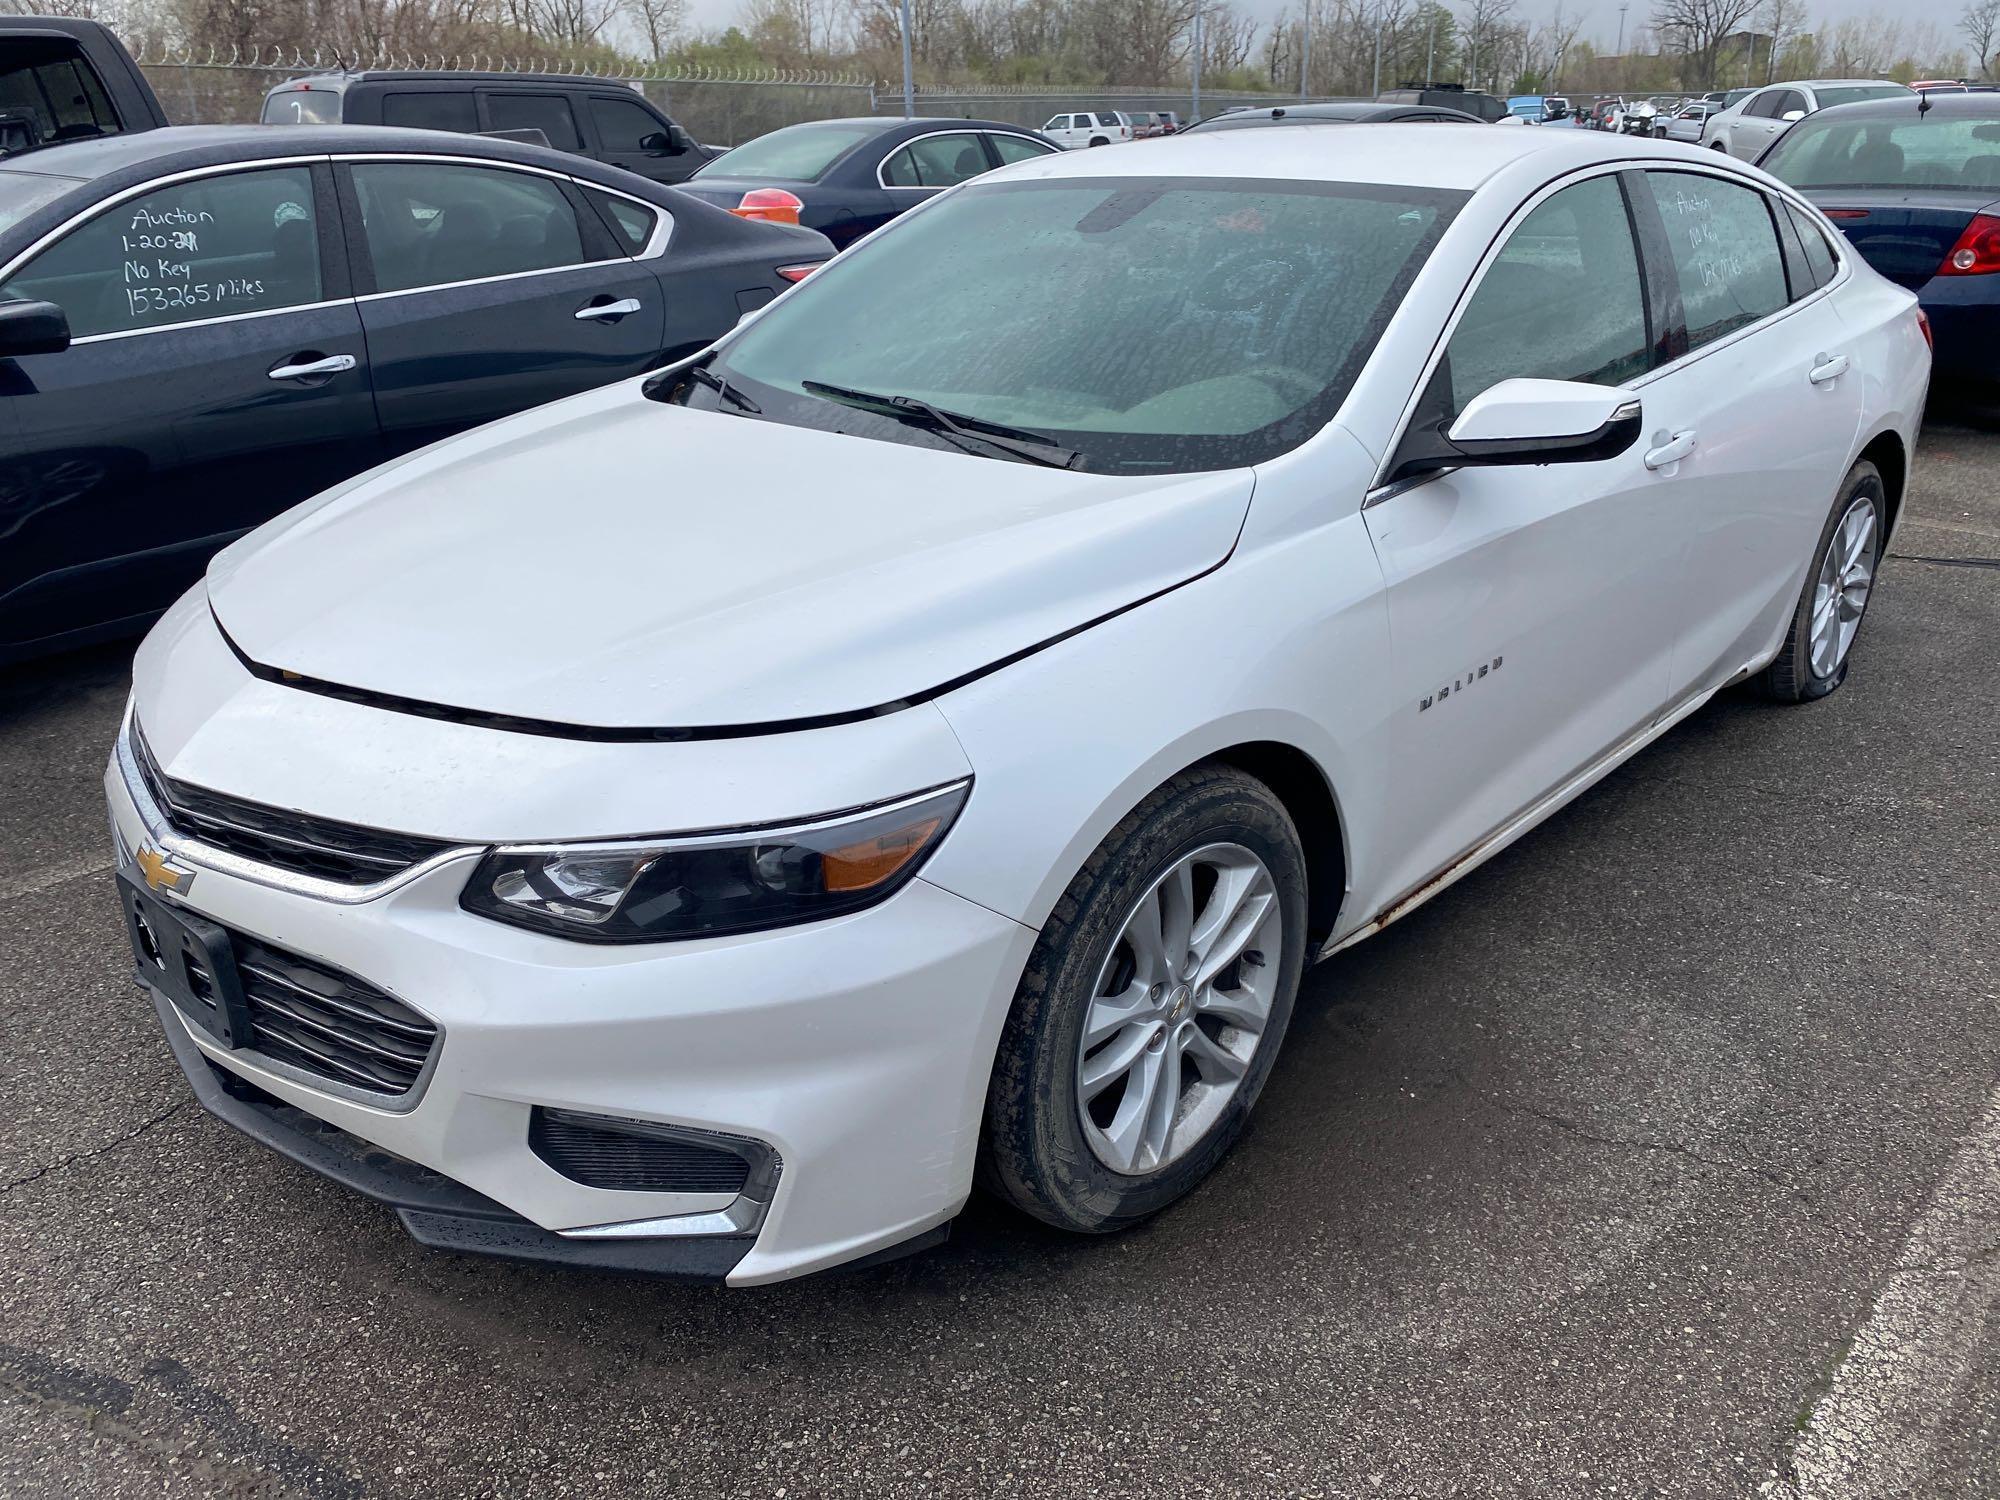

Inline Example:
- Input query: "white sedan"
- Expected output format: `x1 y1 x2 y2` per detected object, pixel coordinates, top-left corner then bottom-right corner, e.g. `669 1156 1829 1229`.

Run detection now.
109 126 1930 1285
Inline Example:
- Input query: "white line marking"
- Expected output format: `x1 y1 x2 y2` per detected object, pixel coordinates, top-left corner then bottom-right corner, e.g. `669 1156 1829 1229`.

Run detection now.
0 853 115 903
1767 1076 2000 1498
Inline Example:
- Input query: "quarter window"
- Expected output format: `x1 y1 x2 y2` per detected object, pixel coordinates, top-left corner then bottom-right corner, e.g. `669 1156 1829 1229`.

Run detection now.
990 133 1057 165
1432 174 1650 418
481 92 580 151
881 133 990 188
1643 171 1789 351
583 186 659 254
1786 201 1838 287
350 162 586 294
381 91 477 133
0 166 322 338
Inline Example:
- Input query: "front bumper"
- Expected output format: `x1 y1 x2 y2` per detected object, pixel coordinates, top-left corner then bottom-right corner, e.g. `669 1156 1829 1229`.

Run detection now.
108 715 1036 1286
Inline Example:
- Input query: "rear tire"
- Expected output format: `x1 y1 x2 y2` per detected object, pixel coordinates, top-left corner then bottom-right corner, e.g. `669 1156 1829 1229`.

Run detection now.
1759 460 1886 703
980 764 1308 1234
1088 136 1109 147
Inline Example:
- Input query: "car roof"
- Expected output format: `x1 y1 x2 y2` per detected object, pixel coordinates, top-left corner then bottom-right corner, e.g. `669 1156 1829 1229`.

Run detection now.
1778 78 1915 90
1194 102 1469 124
275 70 664 90
987 122 1741 192
1795 92 2000 121
0 122 641 186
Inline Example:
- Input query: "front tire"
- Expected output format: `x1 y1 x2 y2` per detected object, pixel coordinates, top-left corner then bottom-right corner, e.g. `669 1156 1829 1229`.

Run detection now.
1759 460 1886 703
980 764 1309 1233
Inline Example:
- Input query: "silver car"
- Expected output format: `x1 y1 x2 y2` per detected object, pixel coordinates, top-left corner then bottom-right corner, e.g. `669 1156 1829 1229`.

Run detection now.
1704 78 1914 159
1663 101 1719 143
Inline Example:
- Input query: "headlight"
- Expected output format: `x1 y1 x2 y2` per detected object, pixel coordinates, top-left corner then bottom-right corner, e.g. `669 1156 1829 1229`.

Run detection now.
459 781 969 943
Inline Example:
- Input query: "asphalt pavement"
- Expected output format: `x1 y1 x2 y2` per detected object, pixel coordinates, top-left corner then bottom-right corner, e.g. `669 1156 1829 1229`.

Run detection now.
1 410 1996 1499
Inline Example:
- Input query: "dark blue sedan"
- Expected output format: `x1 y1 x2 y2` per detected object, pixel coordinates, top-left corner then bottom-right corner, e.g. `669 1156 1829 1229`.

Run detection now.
675 117 1061 249
1759 93 2000 385
0 125 829 664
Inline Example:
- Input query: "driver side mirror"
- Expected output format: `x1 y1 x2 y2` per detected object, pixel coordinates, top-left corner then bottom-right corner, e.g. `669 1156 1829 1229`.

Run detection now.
639 130 673 154
1781 109 1806 122
1386 378 1642 485
0 298 70 358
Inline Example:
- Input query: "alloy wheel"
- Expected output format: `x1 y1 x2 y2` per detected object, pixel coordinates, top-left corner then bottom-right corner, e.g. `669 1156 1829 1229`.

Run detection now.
1075 842 1284 1176
1808 495 1878 679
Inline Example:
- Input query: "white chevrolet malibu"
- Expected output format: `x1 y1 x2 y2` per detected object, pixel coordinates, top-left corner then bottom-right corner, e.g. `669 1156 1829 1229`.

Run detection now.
109 126 1928 1285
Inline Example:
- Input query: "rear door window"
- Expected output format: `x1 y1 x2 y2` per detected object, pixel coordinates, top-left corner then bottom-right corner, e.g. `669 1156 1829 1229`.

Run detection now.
582 186 660 254
989 133 1056 165
0 165 323 337
1643 170 1790 350
481 92 580 151
1785 200 1839 287
350 162 587 293
881 132 990 188
381 91 477 133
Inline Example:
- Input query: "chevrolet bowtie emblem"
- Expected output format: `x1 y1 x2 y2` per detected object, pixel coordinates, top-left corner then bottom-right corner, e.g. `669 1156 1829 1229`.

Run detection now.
134 844 194 896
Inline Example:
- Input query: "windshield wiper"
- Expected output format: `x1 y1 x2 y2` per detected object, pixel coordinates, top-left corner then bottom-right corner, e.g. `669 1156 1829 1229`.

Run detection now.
802 380 1081 469
646 360 762 414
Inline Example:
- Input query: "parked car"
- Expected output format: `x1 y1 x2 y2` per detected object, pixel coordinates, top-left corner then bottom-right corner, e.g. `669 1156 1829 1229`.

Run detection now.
1663 100 1720 143
1704 78 1914 159
1179 101 1482 134
1758 92 2000 387
1041 110 1134 148
109 125 1927 1286
1505 96 1547 124
1377 82 1510 122
0 125 830 663
1619 99 1659 135
677 117 1059 249
0 14 166 157
1543 95 1571 121
261 71 720 184
1912 80 1970 93
1125 110 1180 138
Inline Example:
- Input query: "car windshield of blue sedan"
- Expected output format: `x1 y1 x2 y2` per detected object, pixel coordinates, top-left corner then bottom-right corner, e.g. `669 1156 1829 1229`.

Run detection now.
693 121 884 182
0 169 79 234
1763 114 2000 192
696 177 1464 474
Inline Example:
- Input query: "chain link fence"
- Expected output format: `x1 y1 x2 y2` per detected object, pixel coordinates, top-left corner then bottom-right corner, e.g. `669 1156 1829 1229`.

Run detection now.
115 42 1320 146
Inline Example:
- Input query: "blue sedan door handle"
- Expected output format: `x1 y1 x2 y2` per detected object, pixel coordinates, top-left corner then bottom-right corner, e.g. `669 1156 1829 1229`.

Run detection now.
576 297 643 322
267 352 357 382
1809 352 1850 385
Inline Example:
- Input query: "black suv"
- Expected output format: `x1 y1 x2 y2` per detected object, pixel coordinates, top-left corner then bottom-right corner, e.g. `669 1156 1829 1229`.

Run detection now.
1 16 169 158
1375 81 1509 123
262 72 719 183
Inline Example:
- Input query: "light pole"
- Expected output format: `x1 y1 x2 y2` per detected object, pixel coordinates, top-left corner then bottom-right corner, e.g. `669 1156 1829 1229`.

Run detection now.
1191 0 1203 122
1300 0 1313 100
899 0 915 120
1614 3 1628 56
1370 0 1385 97
1424 2 1437 85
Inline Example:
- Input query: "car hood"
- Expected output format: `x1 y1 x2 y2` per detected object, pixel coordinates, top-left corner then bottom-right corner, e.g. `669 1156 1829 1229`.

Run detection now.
206 381 1254 731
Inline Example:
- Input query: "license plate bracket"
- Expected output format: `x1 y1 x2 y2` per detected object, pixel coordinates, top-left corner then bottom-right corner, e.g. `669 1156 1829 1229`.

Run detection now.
117 872 251 1049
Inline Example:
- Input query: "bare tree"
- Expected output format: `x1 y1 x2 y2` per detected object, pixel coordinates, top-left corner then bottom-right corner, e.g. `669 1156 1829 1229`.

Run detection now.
1965 0 2000 78
624 0 688 56
1762 0 1805 83
1649 0 1761 86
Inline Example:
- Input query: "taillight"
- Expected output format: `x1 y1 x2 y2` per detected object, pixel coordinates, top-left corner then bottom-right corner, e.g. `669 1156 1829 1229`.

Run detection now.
1937 211 2000 275
1822 208 1869 220
1917 308 1933 350
734 188 804 226
775 263 820 283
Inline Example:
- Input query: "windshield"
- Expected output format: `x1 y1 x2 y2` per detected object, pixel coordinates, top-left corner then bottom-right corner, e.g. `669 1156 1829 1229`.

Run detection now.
695 176 1463 474
261 86 342 124
693 121 880 182
1814 85 1914 110
0 168 78 233
1763 113 2000 192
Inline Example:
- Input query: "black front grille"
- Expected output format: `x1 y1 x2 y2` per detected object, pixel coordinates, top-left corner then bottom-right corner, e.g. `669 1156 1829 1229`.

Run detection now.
530 1108 755 1195
232 936 438 1098
131 722 455 886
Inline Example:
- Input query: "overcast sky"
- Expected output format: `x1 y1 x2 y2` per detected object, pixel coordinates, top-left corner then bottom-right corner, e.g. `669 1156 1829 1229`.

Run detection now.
674 0 1947 52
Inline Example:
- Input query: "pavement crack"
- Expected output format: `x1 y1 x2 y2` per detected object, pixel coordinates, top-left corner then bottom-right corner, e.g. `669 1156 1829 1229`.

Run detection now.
1887 552 2000 570
1496 1100 1764 1177
0 1099 190 1196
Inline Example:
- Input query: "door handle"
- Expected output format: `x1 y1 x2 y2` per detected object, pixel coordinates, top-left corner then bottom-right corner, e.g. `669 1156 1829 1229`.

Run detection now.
267 353 356 381
1809 352 1850 385
1643 428 1697 472
575 298 643 322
